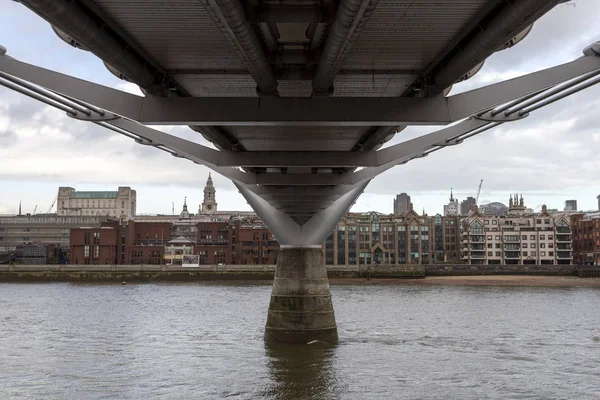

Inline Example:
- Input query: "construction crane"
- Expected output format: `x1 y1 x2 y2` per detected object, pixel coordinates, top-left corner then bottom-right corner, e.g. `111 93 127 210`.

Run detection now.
47 195 57 214
475 179 484 205
33 205 37 215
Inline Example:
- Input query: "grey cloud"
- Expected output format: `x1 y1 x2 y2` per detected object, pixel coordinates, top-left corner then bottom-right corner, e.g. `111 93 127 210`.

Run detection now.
1 1 600 214
0 130 17 148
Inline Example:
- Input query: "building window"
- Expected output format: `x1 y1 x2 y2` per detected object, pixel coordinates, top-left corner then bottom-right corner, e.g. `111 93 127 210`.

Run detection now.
495 252 501 256
548 235 553 240
488 252 492 256
540 235 545 240
487 235 492 240
541 251 546 257
492 220 497 225
522 243 527 248
531 251 536 256
84 232 90 245
93 232 100 244
549 251 554 256
94 246 99 258
84 246 90 257
540 243 545 248
523 251 528 256
495 236 500 240
531 243 536 248
530 235 535 240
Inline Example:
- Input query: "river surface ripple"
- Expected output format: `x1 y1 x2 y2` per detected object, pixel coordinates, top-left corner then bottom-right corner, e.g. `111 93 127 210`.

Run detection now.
1 283 599 399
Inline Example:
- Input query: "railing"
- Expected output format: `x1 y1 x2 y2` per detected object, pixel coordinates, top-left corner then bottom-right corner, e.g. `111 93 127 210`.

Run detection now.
504 252 520 259
556 236 572 242
469 247 486 251
557 252 572 258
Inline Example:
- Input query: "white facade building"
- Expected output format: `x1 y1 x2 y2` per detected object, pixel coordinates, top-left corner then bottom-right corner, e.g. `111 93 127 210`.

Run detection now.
57 186 136 218
460 196 572 265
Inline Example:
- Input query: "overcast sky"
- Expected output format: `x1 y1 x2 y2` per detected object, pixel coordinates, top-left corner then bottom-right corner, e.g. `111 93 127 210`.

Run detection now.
1 1 599 216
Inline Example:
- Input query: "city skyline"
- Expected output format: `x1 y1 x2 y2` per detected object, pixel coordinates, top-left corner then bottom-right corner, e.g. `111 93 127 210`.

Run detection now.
1 2 600 216
3 179 599 217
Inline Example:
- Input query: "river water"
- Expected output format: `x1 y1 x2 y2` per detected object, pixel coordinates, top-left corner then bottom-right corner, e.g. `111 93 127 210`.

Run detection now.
1 282 599 399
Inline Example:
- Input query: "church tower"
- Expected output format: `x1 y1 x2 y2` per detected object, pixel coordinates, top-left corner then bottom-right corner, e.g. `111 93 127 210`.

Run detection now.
200 173 218 214
180 197 190 219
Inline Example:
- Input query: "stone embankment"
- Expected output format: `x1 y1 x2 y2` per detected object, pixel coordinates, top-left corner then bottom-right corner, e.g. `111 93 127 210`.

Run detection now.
0 264 583 282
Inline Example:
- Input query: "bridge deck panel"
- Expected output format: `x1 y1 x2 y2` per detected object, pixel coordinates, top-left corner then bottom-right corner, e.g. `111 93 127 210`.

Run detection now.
341 0 490 71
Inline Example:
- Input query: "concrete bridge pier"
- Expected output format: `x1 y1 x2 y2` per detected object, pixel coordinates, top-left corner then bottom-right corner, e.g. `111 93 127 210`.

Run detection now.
265 246 338 344
235 182 369 344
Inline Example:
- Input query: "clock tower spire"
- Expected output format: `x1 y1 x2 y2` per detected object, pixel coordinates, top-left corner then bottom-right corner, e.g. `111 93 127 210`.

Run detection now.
200 173 218 214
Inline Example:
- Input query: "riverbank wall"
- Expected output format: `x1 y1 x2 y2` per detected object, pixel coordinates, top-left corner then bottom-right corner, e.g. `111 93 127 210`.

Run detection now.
0 264 580 282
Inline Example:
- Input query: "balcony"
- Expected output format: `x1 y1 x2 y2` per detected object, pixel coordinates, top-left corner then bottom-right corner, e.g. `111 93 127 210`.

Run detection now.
469 246 486 252
503 237 520 243
470 254 486 259
557 251 572 259
504 252 521 259
556 235 572 242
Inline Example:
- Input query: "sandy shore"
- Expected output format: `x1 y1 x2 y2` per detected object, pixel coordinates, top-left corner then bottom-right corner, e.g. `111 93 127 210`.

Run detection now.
329 275 600 288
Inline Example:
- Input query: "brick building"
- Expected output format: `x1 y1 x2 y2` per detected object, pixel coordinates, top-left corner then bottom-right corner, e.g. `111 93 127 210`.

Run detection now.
571 212 600 265
71 219 170 265
70 216 278 265
324 205 441 266
70 221 119 265
231 220 279 265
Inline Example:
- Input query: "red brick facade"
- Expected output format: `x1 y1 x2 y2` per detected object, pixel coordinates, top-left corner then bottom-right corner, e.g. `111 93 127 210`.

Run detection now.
571 214 600 265
70 221 119 265
70 219 279 265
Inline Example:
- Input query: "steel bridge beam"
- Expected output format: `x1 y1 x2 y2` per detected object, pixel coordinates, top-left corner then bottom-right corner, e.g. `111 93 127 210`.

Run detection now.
2 52 600 126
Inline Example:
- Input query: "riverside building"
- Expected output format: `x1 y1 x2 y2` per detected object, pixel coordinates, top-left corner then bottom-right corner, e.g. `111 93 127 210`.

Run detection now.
57 186 137 218
0 214 114 250
571 212 600 265
323 205 460 266
460 195 572 265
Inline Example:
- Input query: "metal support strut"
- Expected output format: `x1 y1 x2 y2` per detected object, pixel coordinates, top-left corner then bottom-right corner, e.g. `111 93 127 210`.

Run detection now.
1 41 600 209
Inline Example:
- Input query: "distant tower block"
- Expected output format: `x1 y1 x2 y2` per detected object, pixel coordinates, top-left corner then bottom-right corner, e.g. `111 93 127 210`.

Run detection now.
200 173 218 214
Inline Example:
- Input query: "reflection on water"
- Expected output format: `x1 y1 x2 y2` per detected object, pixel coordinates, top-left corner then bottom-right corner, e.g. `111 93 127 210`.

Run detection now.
264 342 339 400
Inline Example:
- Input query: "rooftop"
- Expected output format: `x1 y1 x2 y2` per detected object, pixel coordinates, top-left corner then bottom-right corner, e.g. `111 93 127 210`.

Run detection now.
70 191 118 199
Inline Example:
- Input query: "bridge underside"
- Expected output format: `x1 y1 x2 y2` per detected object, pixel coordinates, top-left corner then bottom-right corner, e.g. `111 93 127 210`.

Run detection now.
2 0 600 343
